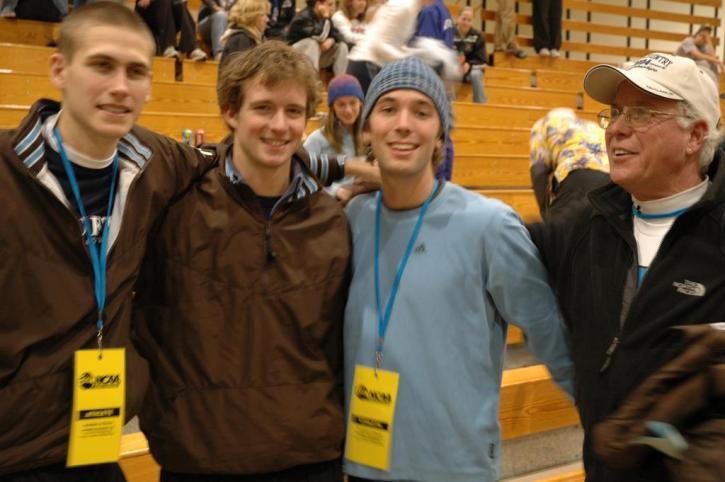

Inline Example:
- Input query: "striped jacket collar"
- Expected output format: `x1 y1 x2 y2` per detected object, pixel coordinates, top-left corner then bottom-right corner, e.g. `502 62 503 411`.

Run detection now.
222 138 321 203
12 99 154 174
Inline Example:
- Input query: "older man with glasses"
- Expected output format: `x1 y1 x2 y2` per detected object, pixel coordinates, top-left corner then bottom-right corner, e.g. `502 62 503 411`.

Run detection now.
528 53 724 482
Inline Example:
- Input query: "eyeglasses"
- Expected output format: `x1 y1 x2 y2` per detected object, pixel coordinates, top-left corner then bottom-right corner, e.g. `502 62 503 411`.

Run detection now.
597 107 691 129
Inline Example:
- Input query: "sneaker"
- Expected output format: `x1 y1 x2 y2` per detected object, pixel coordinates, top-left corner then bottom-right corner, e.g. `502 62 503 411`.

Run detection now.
550 49 561 58
539 48 550 56
162 46 181 59
0 9 16 18
189 48 208 61
514 49 527 59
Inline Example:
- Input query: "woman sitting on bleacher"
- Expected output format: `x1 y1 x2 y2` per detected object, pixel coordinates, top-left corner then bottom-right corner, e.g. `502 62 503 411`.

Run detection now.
198 0 234 61
453 6 487 104
218 0 269 70
331 0 368 49
304 75 366 204
135 0 208 60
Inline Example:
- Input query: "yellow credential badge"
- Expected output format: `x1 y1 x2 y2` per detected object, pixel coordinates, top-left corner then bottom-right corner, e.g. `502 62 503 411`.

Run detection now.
67 348 125 467
345 365 399 471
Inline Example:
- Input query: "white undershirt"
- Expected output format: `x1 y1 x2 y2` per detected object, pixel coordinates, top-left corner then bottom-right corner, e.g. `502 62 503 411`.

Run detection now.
43 112 116 169
633 179 709 270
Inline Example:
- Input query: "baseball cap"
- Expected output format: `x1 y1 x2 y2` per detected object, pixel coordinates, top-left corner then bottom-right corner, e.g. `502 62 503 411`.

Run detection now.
583 53 721 131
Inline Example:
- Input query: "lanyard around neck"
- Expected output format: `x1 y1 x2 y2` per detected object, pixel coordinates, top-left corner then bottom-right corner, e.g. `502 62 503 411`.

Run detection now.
374 181 438 370
632 205 688 220
53 128 119 355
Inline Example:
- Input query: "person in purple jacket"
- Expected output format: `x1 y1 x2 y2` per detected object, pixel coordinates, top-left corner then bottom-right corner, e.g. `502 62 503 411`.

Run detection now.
414 0 454 49
414 0 455 181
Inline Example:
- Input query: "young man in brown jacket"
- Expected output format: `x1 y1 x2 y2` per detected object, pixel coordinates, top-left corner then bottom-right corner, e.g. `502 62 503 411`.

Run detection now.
0 2 215 481
134 41 350 481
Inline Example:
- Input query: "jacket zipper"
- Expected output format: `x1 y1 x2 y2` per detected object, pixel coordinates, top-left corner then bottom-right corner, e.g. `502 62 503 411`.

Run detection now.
599 335 620 373
600 207 689 374
265 221 276 263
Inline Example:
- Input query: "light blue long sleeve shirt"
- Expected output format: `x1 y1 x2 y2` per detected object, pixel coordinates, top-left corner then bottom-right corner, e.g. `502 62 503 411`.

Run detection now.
344 182 573 482
304 126 356 195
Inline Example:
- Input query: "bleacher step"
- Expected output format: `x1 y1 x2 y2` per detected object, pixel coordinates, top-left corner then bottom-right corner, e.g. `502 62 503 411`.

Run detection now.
501 426 583 479
503 461 584 482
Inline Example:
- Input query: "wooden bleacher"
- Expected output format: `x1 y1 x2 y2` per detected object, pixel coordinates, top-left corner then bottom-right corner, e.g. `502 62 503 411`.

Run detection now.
0 18 58 46
0 42 176 82
480 0 721 59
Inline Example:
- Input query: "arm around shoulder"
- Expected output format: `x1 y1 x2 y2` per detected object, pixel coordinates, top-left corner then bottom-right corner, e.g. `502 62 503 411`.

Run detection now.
158 136 217 197
484 206 574 397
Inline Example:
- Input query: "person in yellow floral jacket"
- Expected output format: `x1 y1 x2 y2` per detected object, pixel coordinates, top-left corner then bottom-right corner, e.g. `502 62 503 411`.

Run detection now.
529 107 610 216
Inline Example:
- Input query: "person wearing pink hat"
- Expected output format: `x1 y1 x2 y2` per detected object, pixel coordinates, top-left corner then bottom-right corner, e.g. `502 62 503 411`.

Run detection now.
529 52 725 482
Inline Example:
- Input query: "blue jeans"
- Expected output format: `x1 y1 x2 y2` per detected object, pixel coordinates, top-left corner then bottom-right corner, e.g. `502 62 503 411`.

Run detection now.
467 67 487 104
198 9 228 56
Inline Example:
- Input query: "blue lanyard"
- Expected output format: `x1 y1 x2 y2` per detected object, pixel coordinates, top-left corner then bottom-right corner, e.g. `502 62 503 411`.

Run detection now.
53 128 119 353
374 181 438 369
632 205 688 220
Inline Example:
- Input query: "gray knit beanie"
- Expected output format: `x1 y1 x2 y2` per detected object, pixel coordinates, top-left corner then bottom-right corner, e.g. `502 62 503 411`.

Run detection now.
362 57 453 133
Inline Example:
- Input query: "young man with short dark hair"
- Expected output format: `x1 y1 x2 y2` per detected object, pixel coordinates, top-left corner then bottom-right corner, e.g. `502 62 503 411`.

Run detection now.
134 41 351 481
343 57 573 482
0 3 215 480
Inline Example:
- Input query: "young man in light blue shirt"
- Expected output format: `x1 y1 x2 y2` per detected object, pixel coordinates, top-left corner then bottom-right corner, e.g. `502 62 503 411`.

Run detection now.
343 57 573 482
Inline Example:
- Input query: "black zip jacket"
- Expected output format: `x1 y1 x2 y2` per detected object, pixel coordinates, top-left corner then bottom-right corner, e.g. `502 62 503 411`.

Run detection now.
453 26 486 67
528 149 725 482
286 7 342 46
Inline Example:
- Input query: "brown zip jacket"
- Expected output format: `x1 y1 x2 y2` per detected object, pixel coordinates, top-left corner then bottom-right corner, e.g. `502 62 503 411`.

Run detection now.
0 100 216 474
134 137 351 474
593 324 725 481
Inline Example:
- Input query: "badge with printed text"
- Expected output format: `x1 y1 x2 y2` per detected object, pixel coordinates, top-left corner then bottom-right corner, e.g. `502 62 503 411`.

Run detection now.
67 348 125 467
345 365 399 471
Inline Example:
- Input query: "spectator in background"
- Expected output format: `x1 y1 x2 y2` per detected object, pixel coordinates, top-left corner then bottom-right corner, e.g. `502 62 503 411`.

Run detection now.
454 6 487 104
332 0 368 49
414 0 457 181
305 75 366 203
265 0 294 39
494 0 526 59
364 0 382 20
288 0 349 76
532 0 561 57
675 25 723 85
415 0 454 50
198 0 234 61
346 0 421 94
1 0 67 20
135 0 208 60
529 108 610 216
218 0 270 70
